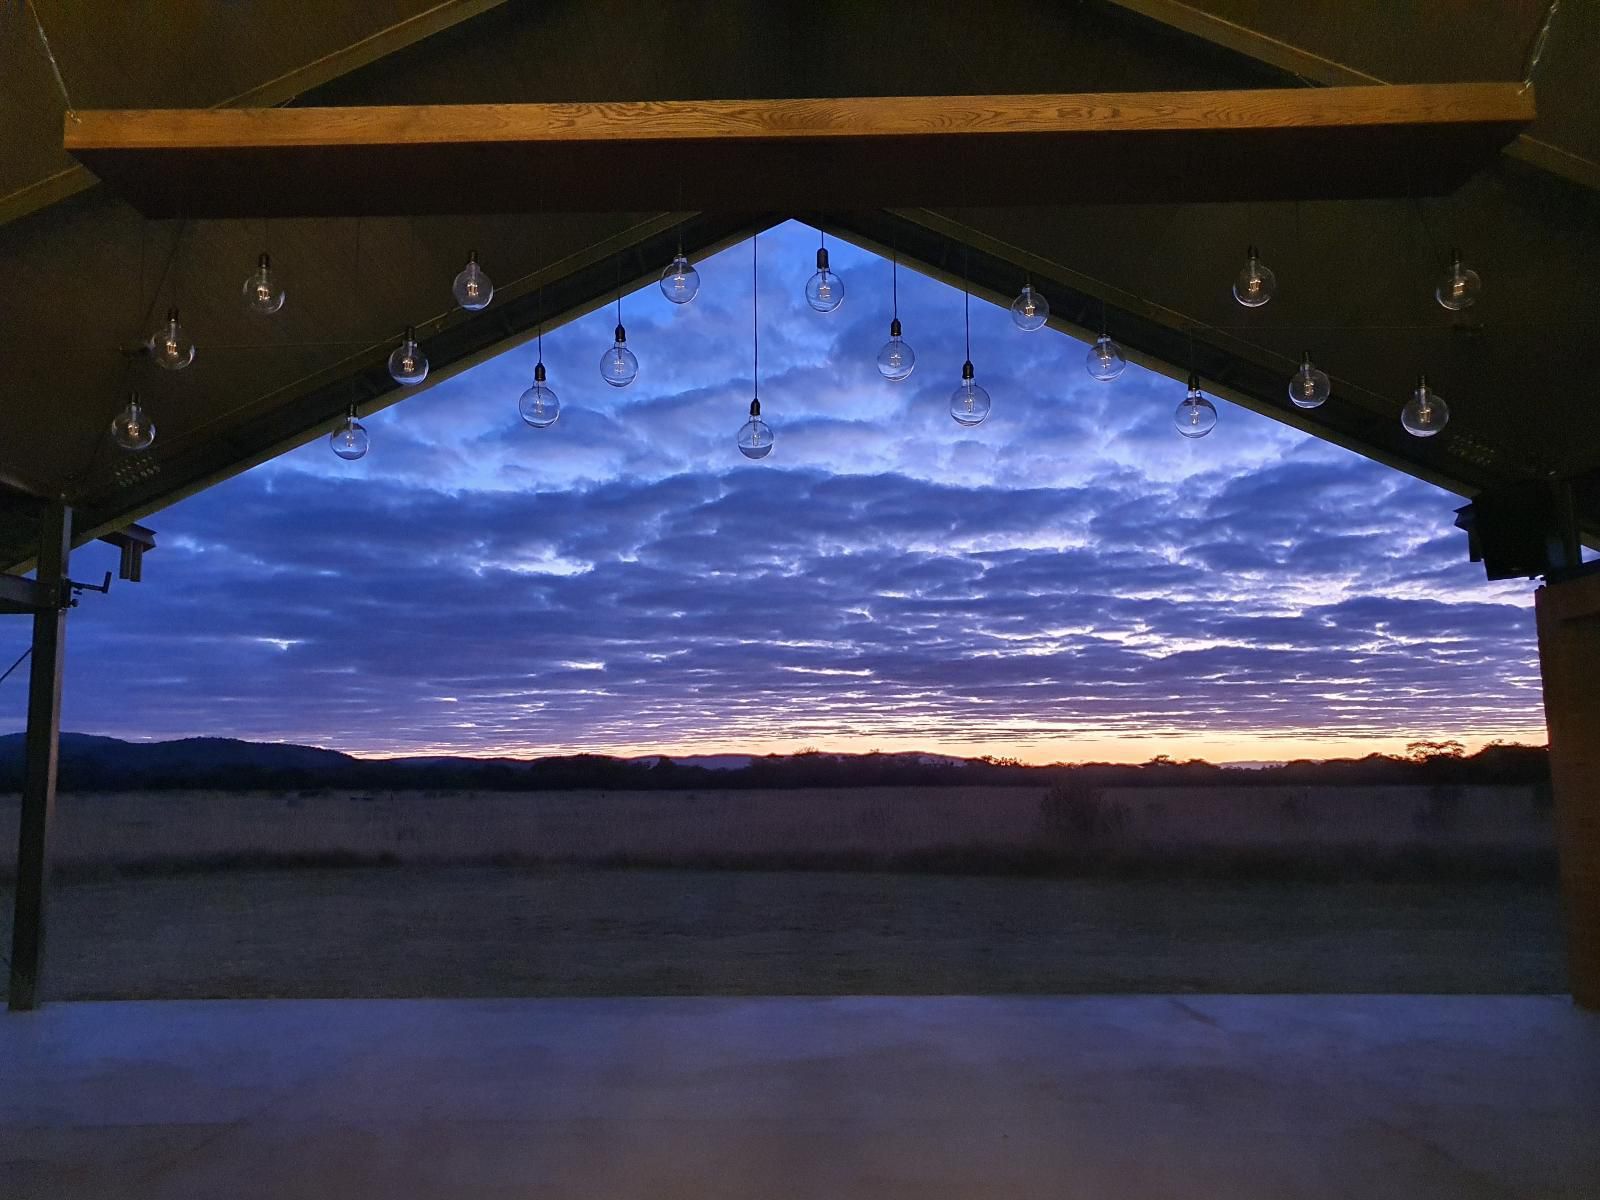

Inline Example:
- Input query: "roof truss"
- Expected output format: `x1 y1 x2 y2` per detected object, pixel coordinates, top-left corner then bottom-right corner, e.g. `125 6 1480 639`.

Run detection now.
65 85 1532 216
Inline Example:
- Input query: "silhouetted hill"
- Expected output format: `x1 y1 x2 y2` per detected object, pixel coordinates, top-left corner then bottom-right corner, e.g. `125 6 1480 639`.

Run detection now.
0 733 1550 793
0 733 354 776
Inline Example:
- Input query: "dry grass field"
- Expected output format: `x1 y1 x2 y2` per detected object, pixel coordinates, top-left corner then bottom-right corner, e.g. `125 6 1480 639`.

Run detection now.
0 867 1565 1000
0 784 1566 1000
0 783 1555 874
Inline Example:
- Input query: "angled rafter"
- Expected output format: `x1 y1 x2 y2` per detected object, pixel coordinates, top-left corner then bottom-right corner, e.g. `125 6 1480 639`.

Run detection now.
1102 0 1598 191
65 84 1533 217
0 0 508 227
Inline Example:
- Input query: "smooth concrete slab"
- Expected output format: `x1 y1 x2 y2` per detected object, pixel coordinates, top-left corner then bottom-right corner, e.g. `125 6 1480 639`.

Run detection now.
1 996 1596 1198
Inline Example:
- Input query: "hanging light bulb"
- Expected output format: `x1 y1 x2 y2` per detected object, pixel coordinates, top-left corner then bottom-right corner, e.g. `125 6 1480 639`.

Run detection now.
950 361 992 427
519 362 560 428
876 252 915 382
329 405 369 460
148 308 195 370
600 323 639 387
520 313 559 428
1232 245 1276 308
1175 373 1218 438
805 231 844 313
242 252 285 315
1401 373 1449 437
1085 326 1126 382
660 251 700 305
738 398 774 459
951 279 990 426
738 234 774 459
1288 351 1331 409
110 391 155 451
388 326 429 385
599 277 639 387
1435 248 1481 311
1010 282 1048 331
876 319 916 382
452 250 494 311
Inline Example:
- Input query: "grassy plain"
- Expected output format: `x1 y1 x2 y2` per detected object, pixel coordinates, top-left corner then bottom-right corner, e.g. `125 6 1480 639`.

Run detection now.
0 783 1555 874
0 866 1565 1000
0 785 1563 1000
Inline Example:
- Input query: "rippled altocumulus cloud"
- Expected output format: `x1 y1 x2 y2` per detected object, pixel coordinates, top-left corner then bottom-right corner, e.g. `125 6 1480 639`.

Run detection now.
14 221 1543 760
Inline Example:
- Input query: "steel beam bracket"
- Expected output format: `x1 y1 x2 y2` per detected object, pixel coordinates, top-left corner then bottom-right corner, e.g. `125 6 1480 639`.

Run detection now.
0 573 60 615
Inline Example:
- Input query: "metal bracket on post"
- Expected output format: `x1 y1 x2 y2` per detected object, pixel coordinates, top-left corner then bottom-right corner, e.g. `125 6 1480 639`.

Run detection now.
66 572 111 607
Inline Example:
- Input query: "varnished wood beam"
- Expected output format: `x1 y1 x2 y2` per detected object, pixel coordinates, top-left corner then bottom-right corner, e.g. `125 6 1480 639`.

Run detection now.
65 84 1533 216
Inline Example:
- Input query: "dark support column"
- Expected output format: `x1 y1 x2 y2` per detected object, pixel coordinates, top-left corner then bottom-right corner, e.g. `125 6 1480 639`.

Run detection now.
7 499 71 1013
1536 571 1600 1010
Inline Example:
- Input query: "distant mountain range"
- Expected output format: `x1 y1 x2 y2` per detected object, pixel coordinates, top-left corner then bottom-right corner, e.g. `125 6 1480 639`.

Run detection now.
0 732 1552 794
0 733 998 791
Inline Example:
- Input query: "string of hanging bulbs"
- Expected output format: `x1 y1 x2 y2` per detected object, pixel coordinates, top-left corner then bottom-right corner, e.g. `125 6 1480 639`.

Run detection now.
110 233 1476 462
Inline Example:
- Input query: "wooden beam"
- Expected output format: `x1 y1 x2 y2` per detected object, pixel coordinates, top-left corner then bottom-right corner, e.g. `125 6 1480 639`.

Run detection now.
65 84 1533 216
1536 570 1600 1010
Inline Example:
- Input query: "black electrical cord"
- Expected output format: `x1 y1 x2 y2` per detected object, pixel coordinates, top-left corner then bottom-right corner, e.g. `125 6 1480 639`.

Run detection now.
0 646 31 687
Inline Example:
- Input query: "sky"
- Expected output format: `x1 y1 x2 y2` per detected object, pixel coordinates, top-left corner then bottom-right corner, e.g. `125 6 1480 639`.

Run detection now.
5 221 1548 764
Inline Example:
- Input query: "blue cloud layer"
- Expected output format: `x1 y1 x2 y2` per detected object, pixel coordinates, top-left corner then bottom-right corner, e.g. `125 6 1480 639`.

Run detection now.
9 222 1544 759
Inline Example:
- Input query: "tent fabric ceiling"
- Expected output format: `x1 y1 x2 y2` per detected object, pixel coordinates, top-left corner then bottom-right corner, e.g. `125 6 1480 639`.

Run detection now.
0 0 1595 570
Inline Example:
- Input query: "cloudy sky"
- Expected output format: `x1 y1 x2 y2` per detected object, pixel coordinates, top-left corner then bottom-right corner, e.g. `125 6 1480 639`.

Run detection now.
7 221 1547 763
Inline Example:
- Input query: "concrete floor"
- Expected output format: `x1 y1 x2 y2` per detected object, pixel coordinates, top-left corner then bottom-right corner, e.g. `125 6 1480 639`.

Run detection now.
1 996 1596 1199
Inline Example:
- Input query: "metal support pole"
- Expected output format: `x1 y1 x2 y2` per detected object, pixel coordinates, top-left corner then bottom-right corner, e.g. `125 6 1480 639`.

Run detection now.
8 499 71 1012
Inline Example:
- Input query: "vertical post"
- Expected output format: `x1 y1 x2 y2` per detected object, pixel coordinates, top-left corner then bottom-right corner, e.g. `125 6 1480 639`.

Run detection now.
1536 571 1600 1010
8 499 70 1012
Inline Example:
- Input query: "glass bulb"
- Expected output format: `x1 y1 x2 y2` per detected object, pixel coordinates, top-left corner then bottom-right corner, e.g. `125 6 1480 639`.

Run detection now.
738 399 773 459
329 411 369 461
148 308 195 370
1175 376 1217 438
949 363 992 427
452 251 494 311
805 247 844 313
242 252 285 315
110 393 155 451
1435 252 1481 311
519 364 560 428
1010 284 1048 331
388 327 429 385
1288 352 1331 409
1401 374 1449 437
660 254 700 305
600 325 639 387
1232 246 1276 307
1085 333 1126 382
876 319 915 381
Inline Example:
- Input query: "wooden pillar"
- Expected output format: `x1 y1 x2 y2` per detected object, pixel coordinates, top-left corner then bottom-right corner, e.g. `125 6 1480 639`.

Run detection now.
1536 571 1600 1010
7 499 71 1012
